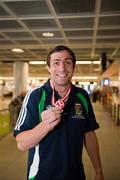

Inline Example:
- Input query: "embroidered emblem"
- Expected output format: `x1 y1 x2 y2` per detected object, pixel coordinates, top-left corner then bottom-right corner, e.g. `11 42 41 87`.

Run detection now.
75 103 82 115
72 103 85 119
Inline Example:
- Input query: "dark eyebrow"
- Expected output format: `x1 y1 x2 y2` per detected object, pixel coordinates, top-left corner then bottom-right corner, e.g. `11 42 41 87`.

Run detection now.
65 57 73 60
51 59 61 61
51 58 73 61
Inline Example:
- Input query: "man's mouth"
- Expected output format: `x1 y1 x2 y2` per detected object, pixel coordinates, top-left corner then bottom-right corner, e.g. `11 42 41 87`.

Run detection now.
57 74 67 78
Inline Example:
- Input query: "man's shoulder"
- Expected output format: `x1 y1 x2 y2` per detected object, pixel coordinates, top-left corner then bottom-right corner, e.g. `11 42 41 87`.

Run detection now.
30 80 49 95
74 85 89 97
27 84 48 102
29 85 43 95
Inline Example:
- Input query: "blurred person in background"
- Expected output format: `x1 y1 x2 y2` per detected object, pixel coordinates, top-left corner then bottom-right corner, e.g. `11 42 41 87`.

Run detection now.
9 91 27 131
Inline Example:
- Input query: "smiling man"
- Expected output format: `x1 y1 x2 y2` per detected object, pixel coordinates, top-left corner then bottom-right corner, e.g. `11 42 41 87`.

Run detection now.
14 45 104 180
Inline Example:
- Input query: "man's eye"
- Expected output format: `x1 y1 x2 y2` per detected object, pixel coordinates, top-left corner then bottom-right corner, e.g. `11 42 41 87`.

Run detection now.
65 60 72 65
52 61 60 65
54 61 59 65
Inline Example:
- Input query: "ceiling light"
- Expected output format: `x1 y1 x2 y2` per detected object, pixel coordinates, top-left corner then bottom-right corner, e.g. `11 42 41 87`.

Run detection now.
29 61 46 65
30 77 48 80
93 61 100 64
73 76 98 80
42 32 54 37
73 76 83 79
0 77 14 80
84 76 98 79
76 61 92 64
93 68 100 71
11 48 24 53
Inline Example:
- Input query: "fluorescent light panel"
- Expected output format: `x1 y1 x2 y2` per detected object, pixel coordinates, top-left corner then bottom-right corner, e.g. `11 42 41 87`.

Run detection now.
76 61 91 64
42 32 54 37
73 76 98 80
29 61 46 64
93 61 100 64
76 61 100 64
30 61 100 65
11 48 24 53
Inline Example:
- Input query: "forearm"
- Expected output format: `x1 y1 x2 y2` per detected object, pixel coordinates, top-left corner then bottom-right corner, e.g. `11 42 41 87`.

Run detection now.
16 122 49 151
16 107 62 151
84 131 104 178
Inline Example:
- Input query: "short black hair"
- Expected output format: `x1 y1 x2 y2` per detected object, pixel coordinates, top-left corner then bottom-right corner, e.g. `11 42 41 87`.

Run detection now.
46 45 76 68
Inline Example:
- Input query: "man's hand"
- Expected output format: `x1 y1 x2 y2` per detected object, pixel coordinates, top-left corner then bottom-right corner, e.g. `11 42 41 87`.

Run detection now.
41 107 63 131
94 171 104 180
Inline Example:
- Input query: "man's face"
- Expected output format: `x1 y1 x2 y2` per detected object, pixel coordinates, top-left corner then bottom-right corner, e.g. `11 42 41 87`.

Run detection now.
48 50 74 87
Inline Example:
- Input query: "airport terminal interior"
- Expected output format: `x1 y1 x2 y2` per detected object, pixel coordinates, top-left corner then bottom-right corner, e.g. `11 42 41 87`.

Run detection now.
0 0 120 180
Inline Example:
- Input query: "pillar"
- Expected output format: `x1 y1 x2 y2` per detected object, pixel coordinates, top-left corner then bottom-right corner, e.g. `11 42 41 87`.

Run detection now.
118 65 120 95
13 61 29 97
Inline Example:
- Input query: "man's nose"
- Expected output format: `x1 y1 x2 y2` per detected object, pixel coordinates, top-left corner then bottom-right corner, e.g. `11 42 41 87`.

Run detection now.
59 62 66 70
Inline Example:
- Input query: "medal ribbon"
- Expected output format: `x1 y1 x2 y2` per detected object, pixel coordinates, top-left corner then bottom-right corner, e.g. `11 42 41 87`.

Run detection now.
50 81 71 109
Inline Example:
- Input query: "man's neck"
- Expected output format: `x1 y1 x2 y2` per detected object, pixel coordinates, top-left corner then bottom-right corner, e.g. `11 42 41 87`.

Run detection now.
56 87 68 97
55 84 71 98
50 80 71 97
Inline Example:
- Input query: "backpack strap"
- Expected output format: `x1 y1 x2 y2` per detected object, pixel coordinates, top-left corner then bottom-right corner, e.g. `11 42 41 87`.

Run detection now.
76 92 89 115
38 88 47 122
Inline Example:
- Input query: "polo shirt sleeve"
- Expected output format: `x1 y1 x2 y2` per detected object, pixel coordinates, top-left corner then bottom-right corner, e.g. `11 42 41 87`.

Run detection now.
84 91 99 132
14 89 40 137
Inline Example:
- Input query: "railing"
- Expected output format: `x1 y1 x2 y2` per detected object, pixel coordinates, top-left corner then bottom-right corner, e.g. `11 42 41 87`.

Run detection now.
0 108 11 137
104 96 120 125
112 101 120 125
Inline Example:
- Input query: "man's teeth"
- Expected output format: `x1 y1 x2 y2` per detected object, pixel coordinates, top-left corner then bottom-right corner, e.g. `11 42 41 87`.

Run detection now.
58 74 67 77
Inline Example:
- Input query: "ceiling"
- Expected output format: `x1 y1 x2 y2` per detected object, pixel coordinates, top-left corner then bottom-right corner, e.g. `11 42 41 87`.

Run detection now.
0 0 120 81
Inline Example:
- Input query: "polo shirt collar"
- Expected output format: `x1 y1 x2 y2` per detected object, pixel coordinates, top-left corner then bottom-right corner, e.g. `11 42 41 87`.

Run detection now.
44 78 77 99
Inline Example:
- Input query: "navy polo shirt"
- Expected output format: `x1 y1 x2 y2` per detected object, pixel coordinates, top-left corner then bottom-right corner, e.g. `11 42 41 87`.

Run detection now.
14 79 99 180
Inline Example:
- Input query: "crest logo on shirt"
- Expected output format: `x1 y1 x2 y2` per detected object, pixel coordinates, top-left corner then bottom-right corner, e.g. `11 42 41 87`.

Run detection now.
72 103 85 119
75 103 82 115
